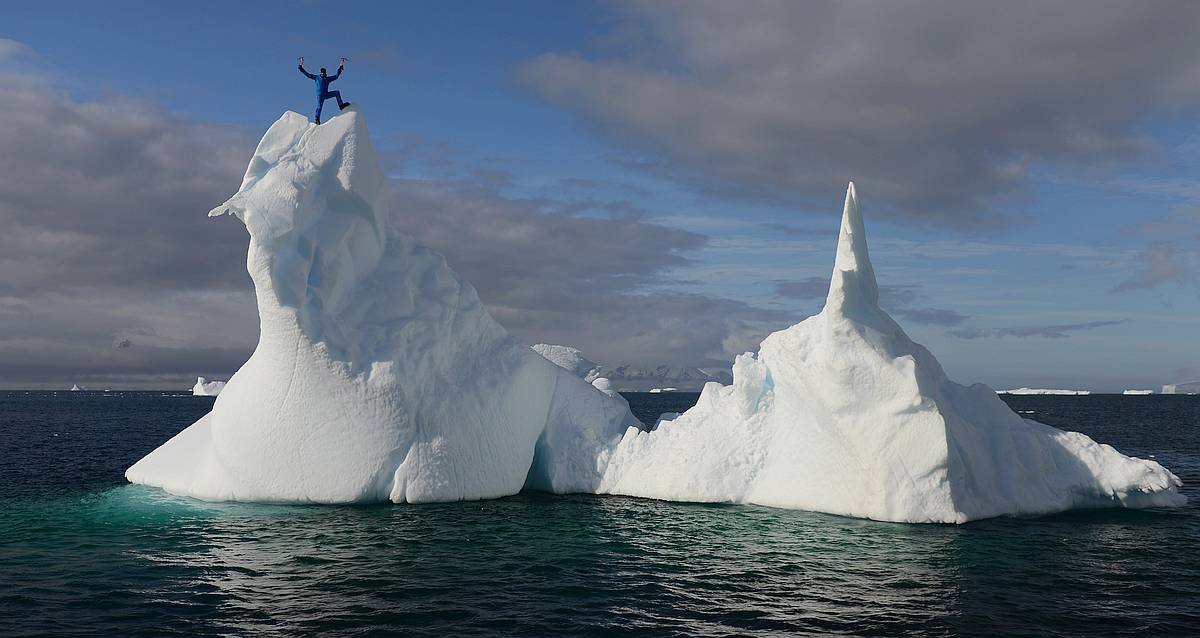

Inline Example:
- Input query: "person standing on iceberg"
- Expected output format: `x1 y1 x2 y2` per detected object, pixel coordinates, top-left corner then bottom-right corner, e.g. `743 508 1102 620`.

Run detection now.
298 59 351 125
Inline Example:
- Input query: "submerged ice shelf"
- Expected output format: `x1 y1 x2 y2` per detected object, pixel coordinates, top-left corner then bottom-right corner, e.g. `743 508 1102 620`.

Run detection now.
128 109 1184 523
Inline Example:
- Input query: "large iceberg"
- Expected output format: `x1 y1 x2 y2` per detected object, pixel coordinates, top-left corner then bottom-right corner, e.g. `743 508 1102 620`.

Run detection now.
595 184 1185 523
127 109 639 503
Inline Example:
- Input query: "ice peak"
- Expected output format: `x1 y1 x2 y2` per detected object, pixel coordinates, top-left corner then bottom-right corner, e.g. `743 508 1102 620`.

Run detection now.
825 181 879 315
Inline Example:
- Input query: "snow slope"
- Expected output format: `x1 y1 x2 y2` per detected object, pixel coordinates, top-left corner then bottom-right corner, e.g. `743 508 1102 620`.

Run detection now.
192 377 226 397
127 109 639 503
596 184 1185 523
532 344 601 382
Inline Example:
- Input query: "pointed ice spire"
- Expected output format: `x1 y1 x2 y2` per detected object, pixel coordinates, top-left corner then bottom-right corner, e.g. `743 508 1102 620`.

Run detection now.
825 182 879 315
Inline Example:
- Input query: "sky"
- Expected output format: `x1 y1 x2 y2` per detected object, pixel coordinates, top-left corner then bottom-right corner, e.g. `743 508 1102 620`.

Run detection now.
1 0 1198 391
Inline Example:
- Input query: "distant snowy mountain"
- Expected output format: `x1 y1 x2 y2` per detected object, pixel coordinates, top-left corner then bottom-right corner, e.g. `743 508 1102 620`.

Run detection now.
594 364 733 392
997 387 1090 396
530 344 732 392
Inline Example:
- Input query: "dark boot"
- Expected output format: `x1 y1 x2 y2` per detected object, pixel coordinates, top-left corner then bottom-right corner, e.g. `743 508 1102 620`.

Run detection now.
315 117 321 125
339 102 352 110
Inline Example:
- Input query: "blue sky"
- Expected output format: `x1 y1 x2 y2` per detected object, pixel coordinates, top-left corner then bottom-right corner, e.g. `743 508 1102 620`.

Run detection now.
1 1 1198 390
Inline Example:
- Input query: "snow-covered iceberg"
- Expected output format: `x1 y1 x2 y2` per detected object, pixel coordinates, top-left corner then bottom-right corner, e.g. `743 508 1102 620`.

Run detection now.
532 344 601 382
127 109 639 503
191 377 226 397
595 184 1185 523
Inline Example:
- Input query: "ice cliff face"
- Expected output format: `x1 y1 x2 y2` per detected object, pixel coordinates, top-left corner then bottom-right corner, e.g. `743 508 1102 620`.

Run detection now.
127 110 639 503
596 184 1185 523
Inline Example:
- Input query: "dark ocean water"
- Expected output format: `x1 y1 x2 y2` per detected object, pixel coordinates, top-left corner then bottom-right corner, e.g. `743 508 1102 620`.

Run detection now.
1 391 1198 636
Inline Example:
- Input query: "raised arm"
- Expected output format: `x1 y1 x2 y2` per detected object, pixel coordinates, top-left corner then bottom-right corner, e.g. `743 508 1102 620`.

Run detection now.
298 64 316 80
328 65 342 82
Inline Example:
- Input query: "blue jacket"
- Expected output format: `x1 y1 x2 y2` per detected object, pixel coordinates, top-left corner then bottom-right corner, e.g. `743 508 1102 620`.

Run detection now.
299 66 340 96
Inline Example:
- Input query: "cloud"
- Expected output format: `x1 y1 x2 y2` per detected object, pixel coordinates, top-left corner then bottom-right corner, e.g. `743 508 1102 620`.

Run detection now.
388 177 792 365
0 60 798 385
1113 210 1200 292
773 277 968 326
0 39 31 59
0 69 260 387
519 1 1200 227
952 320 1124 340
761 223 837 237
773 277 828 300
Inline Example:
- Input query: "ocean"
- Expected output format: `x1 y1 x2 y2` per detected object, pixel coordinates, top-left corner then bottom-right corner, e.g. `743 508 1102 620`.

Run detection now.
1 391 1197 636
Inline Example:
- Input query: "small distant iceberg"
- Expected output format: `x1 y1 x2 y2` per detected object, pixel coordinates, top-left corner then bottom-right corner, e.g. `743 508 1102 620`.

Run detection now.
1162 380 1200 395
192 377 226 397
647 387 679 394
1122 389 1154 396
997 387 1091 396
70 384 86 391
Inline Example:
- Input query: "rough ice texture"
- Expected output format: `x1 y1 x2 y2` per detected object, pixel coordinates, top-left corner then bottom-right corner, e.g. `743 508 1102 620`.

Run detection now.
127 110 639 503
532 344 601 383
594 183 1185 523
192 377 226 397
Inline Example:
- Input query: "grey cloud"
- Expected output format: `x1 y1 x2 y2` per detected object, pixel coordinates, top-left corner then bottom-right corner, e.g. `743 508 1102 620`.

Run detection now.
389 177 793 365
952 320 1124 340
0 75 252 296
893 307 970 327
519 1 1200 227
773 277 828 300
774 278 966 326
1113 206 1200 293
1 60 798 386
762 223 837 237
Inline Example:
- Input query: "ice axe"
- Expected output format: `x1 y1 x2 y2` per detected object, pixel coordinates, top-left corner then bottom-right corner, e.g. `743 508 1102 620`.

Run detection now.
297 56 305 66
339 57 349 67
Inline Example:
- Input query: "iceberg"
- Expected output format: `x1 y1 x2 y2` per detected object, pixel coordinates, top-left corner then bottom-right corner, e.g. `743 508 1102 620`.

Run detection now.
1122 389 1153 396
127 109 639 503
531 344 602 382
1162 380 1200 395
998 388 1090 396
191 377 226 397
594 184 1185 523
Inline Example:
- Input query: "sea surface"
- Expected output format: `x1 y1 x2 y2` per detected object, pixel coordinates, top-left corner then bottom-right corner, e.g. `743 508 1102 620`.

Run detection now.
1 391 1198 636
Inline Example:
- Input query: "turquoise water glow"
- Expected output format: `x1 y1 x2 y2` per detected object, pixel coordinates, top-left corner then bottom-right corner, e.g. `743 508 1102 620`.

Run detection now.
2 392 1198 635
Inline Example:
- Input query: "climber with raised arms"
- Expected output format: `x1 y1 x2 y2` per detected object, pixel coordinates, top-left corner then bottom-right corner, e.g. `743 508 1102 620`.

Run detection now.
298 57 351 125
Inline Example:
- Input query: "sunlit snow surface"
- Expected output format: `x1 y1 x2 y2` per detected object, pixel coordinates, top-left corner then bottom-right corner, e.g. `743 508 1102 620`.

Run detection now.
127 110 639 503
129 110 1184 523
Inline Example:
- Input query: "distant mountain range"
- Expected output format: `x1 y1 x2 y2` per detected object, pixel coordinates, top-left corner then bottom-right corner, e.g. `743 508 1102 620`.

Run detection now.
530 343 733 392
593 364 733 392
